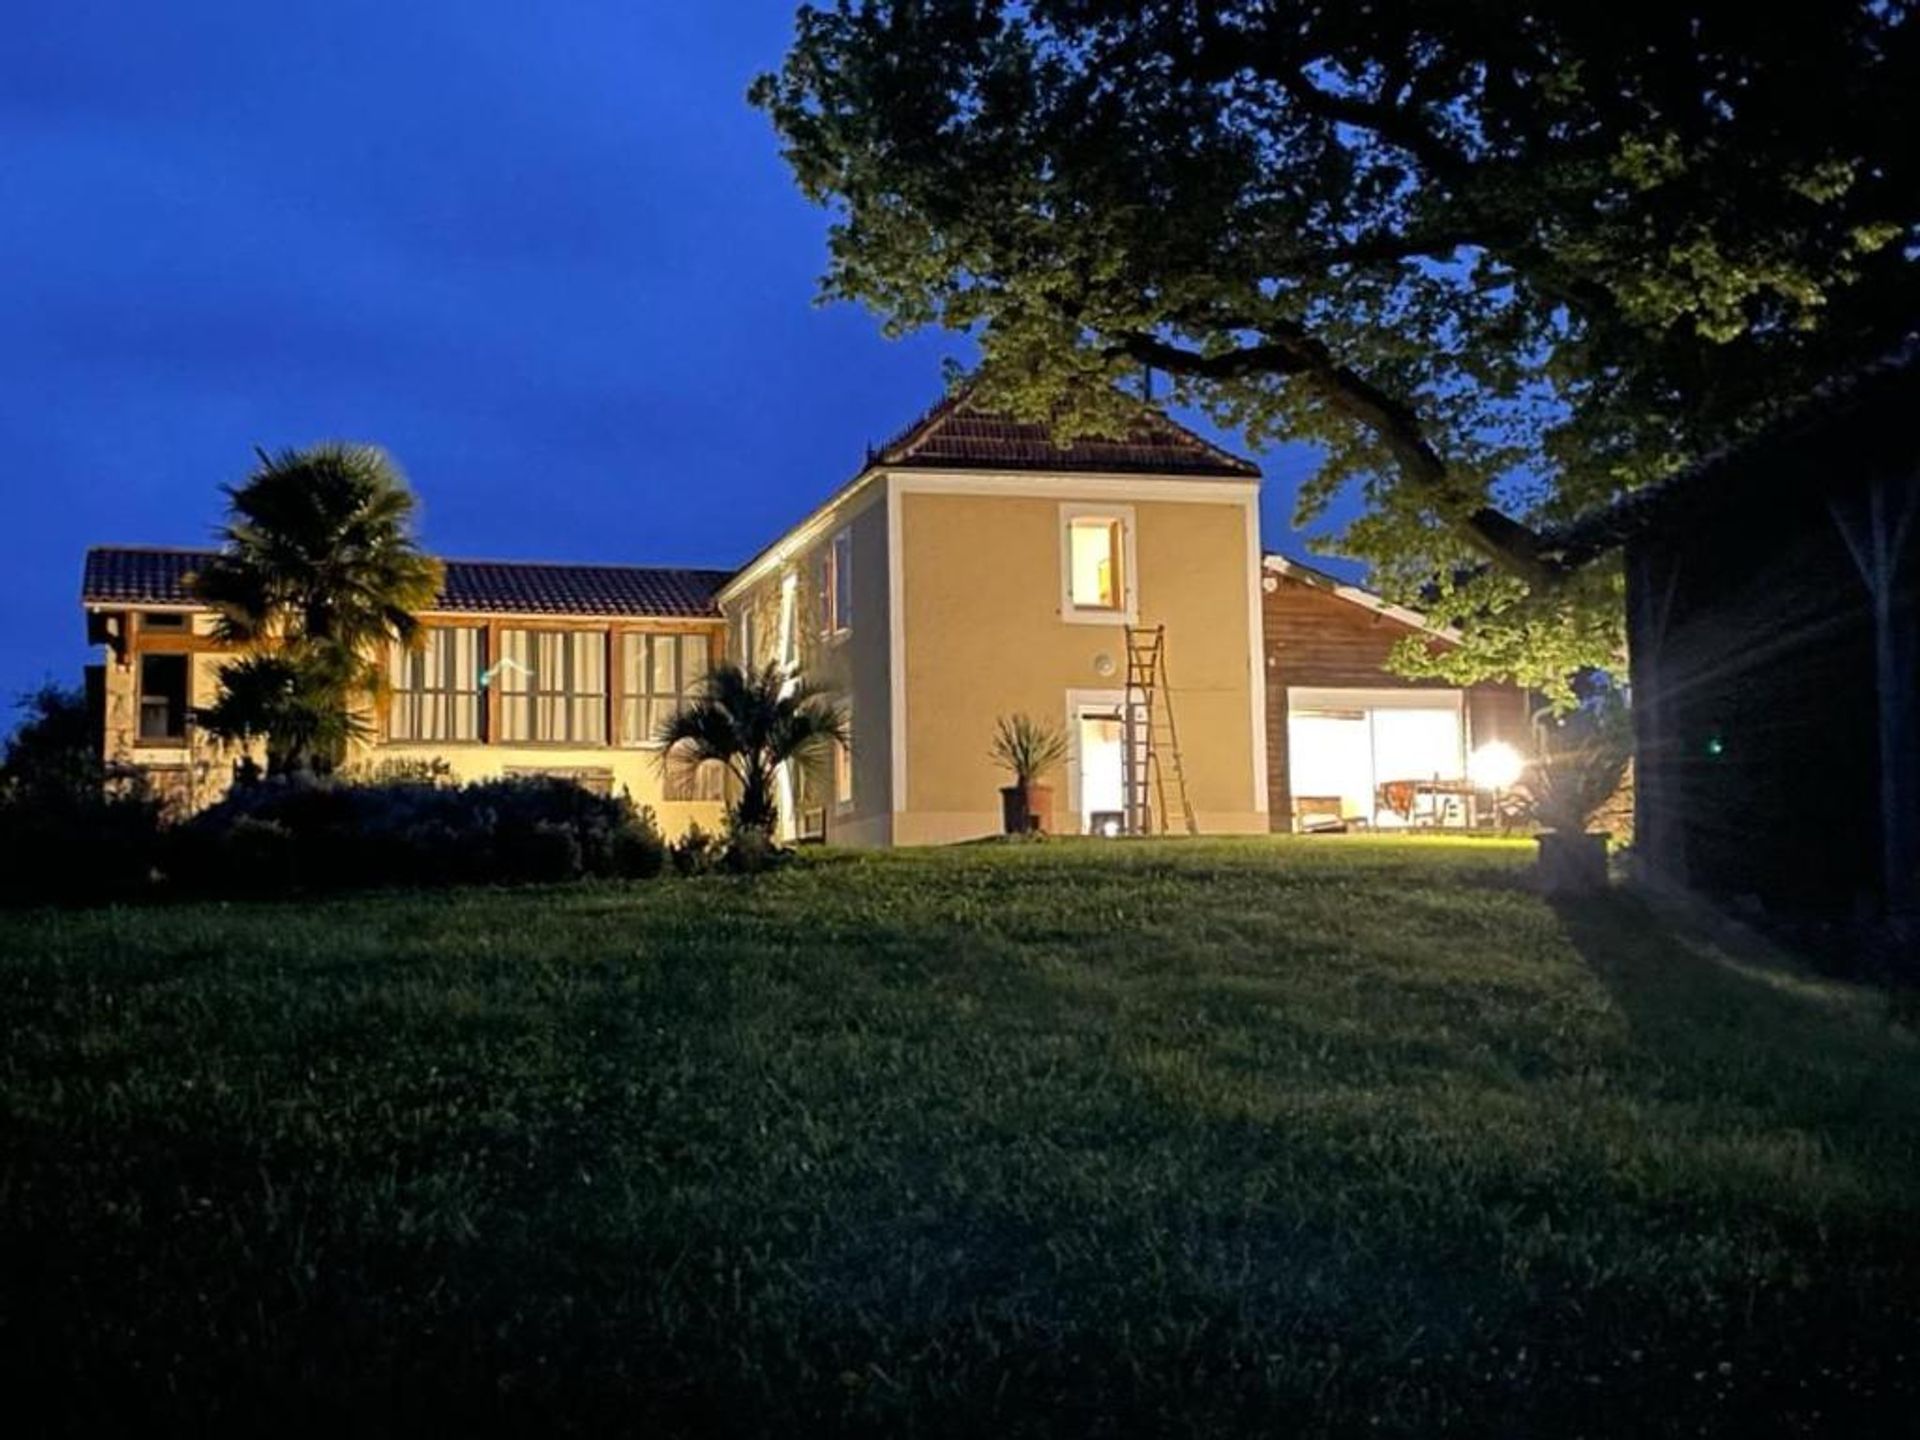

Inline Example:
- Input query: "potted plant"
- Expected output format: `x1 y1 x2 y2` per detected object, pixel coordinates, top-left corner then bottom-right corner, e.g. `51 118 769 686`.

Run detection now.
990 713 1069 835
1524 691 1632 896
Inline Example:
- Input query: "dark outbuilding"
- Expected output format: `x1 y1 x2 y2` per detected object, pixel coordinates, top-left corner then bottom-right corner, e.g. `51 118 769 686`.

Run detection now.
1558 342 1918 949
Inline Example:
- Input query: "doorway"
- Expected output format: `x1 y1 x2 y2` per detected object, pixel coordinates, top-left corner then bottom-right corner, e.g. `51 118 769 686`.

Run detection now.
1067 690 1129 835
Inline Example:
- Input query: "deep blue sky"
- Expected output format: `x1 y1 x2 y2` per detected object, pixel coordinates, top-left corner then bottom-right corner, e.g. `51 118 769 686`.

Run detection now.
0 1 1345 708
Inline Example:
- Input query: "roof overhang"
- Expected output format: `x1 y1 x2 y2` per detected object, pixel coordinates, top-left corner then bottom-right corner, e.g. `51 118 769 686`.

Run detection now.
1262 554 1461 645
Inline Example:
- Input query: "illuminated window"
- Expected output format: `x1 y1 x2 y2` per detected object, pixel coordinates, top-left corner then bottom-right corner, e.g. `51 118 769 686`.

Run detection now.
1062 506 1134 621
499 629 607 744
618 632 710 745
817 527 853 636
389 626 485 741
834 718 854 807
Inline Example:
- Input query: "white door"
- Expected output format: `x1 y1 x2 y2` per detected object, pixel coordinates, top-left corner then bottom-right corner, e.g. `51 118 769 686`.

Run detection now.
1076 709 1127 834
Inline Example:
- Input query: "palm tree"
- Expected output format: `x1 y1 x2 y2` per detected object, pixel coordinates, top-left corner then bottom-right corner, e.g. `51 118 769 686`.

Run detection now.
656 661 848 835
189 444 443 776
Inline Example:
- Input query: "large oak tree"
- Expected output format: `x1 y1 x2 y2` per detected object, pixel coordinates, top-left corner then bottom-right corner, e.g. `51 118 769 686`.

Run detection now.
754 1 1918 695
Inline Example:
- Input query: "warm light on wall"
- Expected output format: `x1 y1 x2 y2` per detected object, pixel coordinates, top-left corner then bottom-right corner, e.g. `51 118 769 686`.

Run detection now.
1468 741 1525 790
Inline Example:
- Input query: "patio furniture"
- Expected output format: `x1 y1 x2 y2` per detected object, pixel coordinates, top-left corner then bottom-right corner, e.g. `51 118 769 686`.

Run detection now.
1377 778 1476 828
1292 795 1351 833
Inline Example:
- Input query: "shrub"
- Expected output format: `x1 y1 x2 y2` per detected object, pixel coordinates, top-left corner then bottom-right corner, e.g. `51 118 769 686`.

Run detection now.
669 822 722 877
166 775 670 897
613 806 667 879
720 817 787 874
1524 691 1634 835
0 685 164 906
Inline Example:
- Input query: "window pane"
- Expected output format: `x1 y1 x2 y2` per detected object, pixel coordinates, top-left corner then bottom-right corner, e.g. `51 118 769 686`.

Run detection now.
1069 518 1121 608
682 633 709 685
650 635 677 697
138 655 188 741
833 529 852 630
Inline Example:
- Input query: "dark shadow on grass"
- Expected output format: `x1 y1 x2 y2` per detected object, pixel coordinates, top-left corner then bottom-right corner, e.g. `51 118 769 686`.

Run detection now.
1553 886 1920 1133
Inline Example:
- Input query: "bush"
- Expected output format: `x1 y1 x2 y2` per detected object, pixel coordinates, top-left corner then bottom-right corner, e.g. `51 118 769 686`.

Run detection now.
166 775 671 897
0 685 164 906
669 821 722 877
613 806 667 879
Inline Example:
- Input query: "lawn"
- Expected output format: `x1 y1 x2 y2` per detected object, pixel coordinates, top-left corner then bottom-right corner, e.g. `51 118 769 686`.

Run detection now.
2 838 1916 1437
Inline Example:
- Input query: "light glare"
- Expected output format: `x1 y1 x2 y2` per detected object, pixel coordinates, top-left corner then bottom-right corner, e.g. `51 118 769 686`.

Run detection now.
1468 741 1525 790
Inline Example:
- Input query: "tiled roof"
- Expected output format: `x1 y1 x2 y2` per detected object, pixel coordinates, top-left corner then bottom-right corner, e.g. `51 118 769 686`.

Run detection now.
82 547 731 619
872 391 1260 479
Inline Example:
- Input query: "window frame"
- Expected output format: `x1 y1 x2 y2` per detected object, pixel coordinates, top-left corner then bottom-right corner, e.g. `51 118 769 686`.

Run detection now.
617 630 711 749
833 730 854 810
497 627 610 746
1059 502 1138 625
137 652 190 746
387 625 487 744
818 525 853 639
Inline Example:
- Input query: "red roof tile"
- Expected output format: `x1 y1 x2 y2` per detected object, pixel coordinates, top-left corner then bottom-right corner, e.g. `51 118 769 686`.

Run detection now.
82 547 731 619
872 391 1260 479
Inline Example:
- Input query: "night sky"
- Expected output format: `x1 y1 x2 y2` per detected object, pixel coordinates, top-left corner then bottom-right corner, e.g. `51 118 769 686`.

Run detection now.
0 1 1343 710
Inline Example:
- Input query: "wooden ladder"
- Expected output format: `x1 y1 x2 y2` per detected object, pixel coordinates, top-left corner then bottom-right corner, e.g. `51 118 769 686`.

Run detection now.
1122 625 1198 836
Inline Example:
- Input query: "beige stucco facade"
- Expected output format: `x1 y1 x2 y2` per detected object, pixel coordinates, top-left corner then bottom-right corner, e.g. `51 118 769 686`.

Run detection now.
719 466 1270 847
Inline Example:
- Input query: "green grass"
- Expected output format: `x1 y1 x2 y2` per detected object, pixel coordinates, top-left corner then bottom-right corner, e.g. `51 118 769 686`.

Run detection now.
2 838 1917 1437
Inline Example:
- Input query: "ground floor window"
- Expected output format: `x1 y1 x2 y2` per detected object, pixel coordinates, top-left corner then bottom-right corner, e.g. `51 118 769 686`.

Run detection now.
618 631 709 746
1286 687 1466 830
499 629 607 744
389 627 485 741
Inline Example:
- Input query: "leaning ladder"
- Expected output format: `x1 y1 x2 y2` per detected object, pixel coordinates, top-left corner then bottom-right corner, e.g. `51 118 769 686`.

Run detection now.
1121 625 1199 836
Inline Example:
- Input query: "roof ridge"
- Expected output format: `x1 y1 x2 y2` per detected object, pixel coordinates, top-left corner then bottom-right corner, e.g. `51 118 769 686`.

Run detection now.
84 543 735 577
870 382 1259 478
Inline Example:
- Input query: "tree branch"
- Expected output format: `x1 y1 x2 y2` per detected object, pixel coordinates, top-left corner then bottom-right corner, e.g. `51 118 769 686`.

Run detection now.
1109 326 1559 590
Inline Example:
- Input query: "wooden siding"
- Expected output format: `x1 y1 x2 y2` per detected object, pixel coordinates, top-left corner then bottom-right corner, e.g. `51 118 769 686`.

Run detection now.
1261 571 1530 827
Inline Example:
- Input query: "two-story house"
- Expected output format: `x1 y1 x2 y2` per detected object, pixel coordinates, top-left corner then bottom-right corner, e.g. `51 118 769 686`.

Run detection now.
81 389 1527 841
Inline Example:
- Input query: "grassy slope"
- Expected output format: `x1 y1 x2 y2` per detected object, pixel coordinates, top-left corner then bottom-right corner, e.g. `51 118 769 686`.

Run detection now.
1 838 1916 1437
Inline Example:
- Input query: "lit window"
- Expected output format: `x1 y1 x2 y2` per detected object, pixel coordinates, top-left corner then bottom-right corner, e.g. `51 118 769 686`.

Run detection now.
1068 515 1125 611
389 627 485 742
834 717 854 807
818 527 853 636
499 629 607 744
618 632 710 745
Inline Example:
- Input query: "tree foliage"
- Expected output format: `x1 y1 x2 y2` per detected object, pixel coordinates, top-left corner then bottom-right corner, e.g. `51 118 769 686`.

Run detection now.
656 660 848 835
189 445 443 775
754 1 1918 697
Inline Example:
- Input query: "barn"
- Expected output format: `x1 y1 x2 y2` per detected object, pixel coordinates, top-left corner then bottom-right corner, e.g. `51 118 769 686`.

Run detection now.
1559 344 1918 943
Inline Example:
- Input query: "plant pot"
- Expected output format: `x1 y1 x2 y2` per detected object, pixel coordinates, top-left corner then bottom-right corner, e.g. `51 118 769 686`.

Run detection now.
1000 783 1055 835
1536 830 1610 896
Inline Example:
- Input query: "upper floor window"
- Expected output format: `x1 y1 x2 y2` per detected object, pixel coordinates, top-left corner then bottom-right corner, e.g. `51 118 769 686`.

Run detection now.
817 526 853 637
138 654 188 743
1061 505 1136 623
736 608 759 670
389 627 485 742
619 631 710 745
499 628 607 744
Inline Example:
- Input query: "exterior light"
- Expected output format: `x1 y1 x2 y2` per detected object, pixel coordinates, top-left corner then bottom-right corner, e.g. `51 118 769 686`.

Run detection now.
1468 740 1525 791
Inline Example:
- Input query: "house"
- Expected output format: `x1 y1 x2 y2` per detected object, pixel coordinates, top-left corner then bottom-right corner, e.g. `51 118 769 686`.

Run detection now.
717 392 1270 845
1554 343 1918 934
82 550 734 829
82 389 1531 843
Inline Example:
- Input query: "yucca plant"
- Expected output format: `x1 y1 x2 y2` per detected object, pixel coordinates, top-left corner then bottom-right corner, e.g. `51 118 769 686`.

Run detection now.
1527 694 1632 835
655 661 848 836
989 713 1069 787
